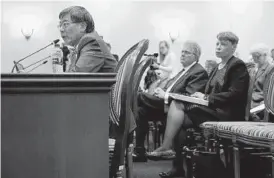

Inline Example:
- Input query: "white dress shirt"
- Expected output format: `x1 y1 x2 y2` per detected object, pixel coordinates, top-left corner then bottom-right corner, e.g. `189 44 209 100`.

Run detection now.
164 61 197 104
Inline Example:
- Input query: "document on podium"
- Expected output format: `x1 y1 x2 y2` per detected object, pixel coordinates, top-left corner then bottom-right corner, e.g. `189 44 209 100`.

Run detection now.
169 93 209 106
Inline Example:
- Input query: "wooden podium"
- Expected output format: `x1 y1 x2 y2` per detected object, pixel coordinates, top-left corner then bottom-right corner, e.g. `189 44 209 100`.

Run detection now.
1 73 116 178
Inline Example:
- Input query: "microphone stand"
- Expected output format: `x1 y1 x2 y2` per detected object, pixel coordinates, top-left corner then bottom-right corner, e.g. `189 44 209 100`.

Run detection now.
23 56 51 70
11 39 60 73
26 61 48 73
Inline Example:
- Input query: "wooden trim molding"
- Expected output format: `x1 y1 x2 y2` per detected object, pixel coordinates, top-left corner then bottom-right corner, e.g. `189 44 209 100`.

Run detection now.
1 73 116 94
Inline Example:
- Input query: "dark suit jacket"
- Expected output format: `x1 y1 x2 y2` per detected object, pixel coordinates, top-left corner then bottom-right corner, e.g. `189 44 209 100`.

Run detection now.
139 62 208 111
169 63 209 96
69 32 117 73
205 56 250 121
250 62 274 108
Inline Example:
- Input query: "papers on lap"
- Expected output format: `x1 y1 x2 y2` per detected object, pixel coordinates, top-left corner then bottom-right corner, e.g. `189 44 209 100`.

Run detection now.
169 93 209 106
250 104 265 114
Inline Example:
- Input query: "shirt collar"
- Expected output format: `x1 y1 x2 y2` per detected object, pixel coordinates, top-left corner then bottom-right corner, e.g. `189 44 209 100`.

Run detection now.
182 61 197 72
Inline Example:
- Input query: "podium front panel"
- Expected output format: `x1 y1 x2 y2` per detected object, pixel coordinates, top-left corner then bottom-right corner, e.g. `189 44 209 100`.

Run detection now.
1 73 116 178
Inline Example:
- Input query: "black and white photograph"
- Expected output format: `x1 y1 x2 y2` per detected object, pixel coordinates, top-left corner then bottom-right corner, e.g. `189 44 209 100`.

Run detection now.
1 0 274 178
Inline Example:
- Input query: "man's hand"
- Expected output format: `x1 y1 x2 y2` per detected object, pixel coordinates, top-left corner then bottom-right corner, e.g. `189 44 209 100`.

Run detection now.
191 92 205 99
153 87 165 99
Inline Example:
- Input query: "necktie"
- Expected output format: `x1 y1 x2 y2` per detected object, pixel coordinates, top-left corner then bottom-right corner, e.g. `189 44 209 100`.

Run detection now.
163 68 185 90
67 48 77 72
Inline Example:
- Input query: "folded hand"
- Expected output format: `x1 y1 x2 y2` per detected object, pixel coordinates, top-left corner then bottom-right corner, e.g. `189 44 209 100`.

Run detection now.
153 87 165 99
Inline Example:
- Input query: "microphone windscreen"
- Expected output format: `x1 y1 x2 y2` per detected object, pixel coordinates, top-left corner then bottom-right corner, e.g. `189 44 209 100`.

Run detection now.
53 39 60 44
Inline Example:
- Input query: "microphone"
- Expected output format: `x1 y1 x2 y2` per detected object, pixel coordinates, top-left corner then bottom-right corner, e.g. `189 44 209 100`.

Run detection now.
27 60 48 73
144 53 158 57
11 39 60 73
53 39 60 44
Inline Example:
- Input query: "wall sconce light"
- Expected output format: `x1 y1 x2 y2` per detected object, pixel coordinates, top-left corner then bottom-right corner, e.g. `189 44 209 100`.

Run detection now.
169 30 180 43
21 27 34 40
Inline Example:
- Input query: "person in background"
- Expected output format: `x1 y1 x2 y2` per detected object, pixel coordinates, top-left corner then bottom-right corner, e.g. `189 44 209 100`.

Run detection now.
249 44 274 121
152 41 182 80
58 6 117 72
145 41 182 95
205 59 218 75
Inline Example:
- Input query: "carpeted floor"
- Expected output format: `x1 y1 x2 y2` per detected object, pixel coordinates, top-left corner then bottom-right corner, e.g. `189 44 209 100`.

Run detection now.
133 160 177 178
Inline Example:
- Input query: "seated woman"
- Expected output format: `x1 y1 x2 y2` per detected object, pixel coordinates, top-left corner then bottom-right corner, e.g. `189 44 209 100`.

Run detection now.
249 44 274 121
148 31 250 159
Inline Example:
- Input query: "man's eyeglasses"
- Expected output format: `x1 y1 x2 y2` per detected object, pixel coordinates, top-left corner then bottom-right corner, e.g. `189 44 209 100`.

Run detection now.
57 21 78 29
181 50 195 56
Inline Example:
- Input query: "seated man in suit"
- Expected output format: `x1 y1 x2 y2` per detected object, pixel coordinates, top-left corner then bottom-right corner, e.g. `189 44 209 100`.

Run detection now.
58 6 117 72
249 43 274 120
133 41 209 162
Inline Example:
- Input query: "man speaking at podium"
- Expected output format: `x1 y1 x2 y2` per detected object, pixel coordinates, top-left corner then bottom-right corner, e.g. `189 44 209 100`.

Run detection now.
58 6 117 73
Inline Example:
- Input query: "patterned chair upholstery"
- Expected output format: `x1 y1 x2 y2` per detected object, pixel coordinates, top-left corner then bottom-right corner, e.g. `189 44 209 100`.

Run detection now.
200 67 274 138
198 67 274 178
201 122 274 139
109 39 149 178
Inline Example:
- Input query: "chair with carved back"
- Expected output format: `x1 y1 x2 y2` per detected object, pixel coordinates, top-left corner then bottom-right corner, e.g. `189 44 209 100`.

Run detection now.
124 56 153 178
124 41 150 178
115 42 143 72
131 56 154 120
109 39 149 178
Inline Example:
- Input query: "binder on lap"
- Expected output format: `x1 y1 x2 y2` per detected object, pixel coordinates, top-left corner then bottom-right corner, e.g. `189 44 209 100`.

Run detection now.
169 93 209 106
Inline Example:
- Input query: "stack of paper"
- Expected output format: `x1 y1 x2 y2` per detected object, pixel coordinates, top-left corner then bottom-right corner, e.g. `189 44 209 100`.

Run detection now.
169 93 209 106
250 104 265 114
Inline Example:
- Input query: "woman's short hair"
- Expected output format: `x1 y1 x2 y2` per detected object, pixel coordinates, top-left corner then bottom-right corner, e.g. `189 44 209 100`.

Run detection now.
59 6 95 33
217 31 239 45
250 43 271 56
184 41 202 61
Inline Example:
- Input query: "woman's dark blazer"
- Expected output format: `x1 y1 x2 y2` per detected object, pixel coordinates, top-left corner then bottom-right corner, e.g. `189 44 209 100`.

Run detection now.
188 56 249 126
202 56 250 123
